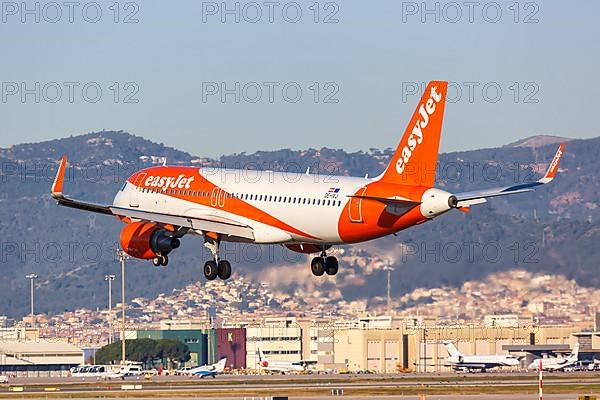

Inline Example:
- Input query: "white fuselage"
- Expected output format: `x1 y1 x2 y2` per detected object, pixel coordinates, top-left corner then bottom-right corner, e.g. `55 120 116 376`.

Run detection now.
447 355 520 370
114 168 373 244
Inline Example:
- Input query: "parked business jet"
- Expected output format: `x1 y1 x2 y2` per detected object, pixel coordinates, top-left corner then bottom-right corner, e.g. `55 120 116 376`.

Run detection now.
528 344 580 372
188 358 227 378
443 341 521 372
51 81 565 281
256 348 316 373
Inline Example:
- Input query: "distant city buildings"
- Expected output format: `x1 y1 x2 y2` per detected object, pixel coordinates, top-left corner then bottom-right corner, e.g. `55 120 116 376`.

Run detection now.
0 262 597 378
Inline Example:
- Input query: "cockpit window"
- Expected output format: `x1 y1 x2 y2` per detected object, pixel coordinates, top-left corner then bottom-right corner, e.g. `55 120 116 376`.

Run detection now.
120 182 127 191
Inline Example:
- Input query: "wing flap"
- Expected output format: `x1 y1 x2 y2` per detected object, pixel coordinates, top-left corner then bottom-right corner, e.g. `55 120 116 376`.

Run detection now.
110 206 255 240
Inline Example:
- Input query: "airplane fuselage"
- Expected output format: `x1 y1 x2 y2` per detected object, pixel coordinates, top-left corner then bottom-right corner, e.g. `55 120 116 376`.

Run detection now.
447 355 520 371
113 166 453 246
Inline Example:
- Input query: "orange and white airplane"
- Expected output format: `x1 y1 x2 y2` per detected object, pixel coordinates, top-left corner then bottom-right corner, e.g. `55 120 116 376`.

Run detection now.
51 81 564 281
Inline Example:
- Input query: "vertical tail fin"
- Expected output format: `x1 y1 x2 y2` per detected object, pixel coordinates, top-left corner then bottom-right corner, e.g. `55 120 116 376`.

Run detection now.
443 340 462 357
569 343 580 361
215 358 227 372
379 81 448 187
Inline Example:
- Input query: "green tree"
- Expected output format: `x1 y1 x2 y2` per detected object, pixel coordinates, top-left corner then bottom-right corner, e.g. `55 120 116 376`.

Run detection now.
94 339 190 369
157 339 191 368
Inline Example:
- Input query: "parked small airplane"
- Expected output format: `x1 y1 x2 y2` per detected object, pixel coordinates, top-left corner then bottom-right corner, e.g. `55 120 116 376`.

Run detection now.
443 340 521 372
257 348 316 374
188 358 227 378
528 344 580 371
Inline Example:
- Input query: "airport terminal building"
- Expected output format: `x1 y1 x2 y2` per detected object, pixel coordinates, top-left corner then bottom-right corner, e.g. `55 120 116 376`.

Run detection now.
132 315 594 373
0 339 84 377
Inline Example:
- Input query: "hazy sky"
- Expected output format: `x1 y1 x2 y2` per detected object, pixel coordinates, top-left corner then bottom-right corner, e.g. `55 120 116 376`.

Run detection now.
1 0 598 157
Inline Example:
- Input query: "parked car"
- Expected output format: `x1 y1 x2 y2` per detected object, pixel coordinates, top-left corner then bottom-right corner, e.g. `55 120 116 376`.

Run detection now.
0 376 8 384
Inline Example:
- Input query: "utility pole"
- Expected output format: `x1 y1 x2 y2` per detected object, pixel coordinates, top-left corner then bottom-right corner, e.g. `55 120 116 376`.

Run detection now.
25 274 38 328
104 274 115 344
383 265 394 314
117 250 128 366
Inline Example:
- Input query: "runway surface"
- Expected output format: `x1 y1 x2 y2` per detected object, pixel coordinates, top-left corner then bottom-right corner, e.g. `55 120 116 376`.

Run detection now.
0 372 598 399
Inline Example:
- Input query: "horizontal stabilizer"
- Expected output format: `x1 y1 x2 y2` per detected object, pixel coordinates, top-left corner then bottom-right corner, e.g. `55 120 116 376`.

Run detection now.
347 194 421 216
454 144 565 207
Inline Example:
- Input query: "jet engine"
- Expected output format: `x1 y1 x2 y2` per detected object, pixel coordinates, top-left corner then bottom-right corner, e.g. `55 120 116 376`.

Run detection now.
420 188 458 218
120 221 180 259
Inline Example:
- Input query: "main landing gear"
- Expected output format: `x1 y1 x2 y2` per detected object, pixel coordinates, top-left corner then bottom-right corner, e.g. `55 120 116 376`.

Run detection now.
152 255 169 267
311 251 339 277
203 235 232 281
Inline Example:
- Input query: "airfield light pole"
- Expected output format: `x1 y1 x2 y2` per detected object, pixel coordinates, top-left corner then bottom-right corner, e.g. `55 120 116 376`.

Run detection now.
104 274 116 344
117 250 128 366
25 274 38 328
383 265 394 314
539 358 543 400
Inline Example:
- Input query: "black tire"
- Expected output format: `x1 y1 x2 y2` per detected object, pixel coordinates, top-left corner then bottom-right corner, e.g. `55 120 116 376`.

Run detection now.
160 255 169 266
311 257 325 276
325 256 339 275
218 260 232 280
152 258 161 267
204 260 218 280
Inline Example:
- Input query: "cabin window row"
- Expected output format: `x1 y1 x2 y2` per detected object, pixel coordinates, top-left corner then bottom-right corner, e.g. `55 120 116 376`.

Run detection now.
139 187 343 207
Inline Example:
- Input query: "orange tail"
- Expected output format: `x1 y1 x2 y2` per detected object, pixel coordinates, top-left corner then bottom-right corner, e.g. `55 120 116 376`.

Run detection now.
379 81 448 187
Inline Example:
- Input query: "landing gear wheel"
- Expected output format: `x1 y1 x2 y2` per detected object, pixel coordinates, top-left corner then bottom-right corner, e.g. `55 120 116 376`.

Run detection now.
217 260 232 280
160 255 169 267
152 257 162 267
311 257 325 276
203 260 218 280
325 256 338 276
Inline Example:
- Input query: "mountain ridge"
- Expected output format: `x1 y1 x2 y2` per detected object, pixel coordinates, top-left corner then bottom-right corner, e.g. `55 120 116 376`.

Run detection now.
0 131 598 319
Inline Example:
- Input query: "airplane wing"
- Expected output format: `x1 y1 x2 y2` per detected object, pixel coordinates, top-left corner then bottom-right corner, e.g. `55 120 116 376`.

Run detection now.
51 156 255 240
109 206 255 240
454 144 564 208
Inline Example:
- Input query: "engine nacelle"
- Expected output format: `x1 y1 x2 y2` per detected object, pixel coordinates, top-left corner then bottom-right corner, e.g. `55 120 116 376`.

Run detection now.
120 222 180 260
419 188 457 218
